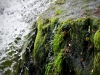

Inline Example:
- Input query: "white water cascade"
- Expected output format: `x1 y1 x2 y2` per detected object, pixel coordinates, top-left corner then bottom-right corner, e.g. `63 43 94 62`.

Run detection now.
0 0 56 74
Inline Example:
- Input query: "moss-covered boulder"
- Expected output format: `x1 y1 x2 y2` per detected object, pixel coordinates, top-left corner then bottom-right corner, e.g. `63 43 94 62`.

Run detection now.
32 17 97 75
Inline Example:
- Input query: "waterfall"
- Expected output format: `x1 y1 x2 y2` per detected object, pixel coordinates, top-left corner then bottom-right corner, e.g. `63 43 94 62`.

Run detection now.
0 0 56 74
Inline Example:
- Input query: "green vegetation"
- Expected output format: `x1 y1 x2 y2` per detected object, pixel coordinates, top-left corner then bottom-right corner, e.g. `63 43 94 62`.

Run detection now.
33 17 49 64
55 0 66 4
55 9 64 15
38 17 100 75
50 17 59 29
94 30 100 50
45 49 65 75
94 52 100 73
93 29 100 75
53 49 64 75
53 33 64 54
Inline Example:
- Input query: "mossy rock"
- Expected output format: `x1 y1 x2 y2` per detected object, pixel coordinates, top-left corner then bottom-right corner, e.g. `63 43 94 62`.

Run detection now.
94 30 100 50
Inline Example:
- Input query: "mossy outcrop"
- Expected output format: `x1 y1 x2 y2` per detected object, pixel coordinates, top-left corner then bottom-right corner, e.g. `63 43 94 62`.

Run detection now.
1 17 100 75
31 17 100 75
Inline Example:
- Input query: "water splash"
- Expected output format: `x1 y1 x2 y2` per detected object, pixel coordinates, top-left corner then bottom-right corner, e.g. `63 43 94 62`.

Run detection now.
0 0 56 74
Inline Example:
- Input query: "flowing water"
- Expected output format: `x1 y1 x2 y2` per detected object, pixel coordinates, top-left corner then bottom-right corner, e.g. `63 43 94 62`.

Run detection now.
0 0 56 74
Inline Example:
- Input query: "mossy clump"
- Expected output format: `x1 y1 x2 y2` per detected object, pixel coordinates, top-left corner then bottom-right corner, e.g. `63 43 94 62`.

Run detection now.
94 30 100 50
33 17 50 64
45 49 65 75
45 63 53 75
33 17 56 75
50 17 59 29
53 33 64 55
53 49 64 75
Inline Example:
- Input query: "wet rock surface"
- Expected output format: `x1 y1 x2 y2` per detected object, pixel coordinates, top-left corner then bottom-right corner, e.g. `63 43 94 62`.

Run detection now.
0 0 100 75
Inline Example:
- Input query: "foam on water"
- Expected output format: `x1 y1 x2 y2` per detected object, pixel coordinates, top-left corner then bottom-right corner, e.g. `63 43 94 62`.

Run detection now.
0 0 54 53
0 0 56 74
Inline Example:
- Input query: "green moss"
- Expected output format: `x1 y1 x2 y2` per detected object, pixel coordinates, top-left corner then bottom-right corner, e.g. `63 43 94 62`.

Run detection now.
94 52 100 72
53 49 64 75
92 19 100 74
50 17 59 29
53 32 64 55
45 63 53 75
16 16 100 75
93 18 100 25
55 9 64 15
53 19 73 55
33 17 47 64
1 61 13 67
23 69 29 75
0 60 13 75
5 69 11 75
50 17 59 24
61 19 73 27
36 17 100 75
94 30 100 50
45 49 64 75
42 24 50 30
8 51 16 56
55 0 66 4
